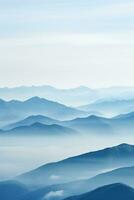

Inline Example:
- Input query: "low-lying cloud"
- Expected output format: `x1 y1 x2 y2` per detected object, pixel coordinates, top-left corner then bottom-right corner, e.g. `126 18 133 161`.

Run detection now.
43 190 64 200
50 175 61 180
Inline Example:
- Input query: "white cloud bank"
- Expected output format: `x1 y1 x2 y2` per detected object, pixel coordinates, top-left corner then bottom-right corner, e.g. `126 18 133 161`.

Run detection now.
0 0 134 88
43 190 64 200
50 175 61 180
0 32 134 47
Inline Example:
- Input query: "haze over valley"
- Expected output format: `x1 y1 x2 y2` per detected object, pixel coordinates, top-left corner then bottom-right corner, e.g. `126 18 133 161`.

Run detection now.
0 0 134 199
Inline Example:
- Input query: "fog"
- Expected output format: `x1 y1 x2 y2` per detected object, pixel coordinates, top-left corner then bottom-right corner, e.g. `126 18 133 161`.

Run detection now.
1 133 134 180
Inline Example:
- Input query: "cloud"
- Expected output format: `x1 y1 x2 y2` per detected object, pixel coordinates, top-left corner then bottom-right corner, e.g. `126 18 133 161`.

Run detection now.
50 175 61 180
0 0 134 34
1 1 134 22
0 0 133 89
43 190 64 200
89 1 134 18
1 32 134 47
0 35 134 89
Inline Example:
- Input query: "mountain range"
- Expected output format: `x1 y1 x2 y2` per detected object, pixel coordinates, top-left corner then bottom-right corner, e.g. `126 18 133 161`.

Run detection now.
1 86 134 200
0 97 87 127
1 144 134 200
1 110 134 136
64 183 134 200
16 166 134 200
63 111 134 135
5 115 60 130
1 123 75 137
62 115 112 134
16 143 134 188
1 86 134 107
1 181 134 200
79 99 134 117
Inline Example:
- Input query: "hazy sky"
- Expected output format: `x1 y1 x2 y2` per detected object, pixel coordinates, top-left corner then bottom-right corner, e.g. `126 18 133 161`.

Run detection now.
0 0 134 88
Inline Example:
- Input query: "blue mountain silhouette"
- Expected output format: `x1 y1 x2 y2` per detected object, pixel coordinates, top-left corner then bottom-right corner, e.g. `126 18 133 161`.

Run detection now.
17 143 134 188
64 183 134 200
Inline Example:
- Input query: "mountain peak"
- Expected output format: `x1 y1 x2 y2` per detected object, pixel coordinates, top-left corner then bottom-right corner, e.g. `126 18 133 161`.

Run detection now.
64 143 134 161
64 183 134 200
25 96 42 102
116 112 134 119
88 115 102 120
24 96 55 104
26 115 49 120
29 122 46 128
115 143 134 150
118 143 132 147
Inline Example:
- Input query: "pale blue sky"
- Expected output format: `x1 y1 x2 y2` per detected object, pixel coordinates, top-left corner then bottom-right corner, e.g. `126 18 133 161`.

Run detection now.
0 0 134 88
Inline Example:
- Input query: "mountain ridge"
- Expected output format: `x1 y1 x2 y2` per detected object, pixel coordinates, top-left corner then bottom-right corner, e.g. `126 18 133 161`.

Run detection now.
16 143 134 188
64 183 134 200
0 97 87 127
1 122 76 136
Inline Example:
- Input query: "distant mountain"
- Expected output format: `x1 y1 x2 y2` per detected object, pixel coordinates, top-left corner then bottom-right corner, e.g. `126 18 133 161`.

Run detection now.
1 123 76 136
0 86 97 106
5 114 112 135
114 111 134 120
20 166 134 200
109 112 134 134
4 111 134 135
19 165 134 200
5 115 60 130
17 143 134 188
0 97 87 126
84 165 134 191
62 115 112 134
1 85 134 107
65 183 134 200
79 99 134 117
0 180 28 200
61 111 134 135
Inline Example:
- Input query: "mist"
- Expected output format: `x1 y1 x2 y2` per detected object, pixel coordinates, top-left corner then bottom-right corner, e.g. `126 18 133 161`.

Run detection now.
1 132 134 180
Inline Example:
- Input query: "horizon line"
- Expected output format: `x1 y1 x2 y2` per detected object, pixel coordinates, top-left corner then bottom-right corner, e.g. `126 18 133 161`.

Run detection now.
0 84 134 90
